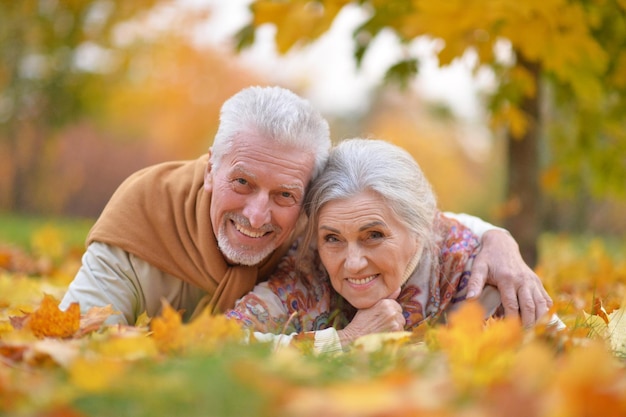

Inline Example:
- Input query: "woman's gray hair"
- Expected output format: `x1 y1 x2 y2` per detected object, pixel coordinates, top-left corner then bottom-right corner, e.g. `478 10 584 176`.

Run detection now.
211 86 331 181
302 138 439 265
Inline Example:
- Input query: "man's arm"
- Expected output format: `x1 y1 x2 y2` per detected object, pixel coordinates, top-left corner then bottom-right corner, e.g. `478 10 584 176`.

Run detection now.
60 242 142 325
443 212 552 327
61 242 207 325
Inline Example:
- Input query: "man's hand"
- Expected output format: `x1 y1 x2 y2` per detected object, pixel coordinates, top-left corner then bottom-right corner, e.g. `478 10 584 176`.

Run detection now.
467 230 552 327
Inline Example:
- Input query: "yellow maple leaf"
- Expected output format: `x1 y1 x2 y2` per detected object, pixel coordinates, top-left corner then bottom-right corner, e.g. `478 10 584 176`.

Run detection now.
26 294 80 339
150 301 185 353
151 300 244 354
433 300 523 390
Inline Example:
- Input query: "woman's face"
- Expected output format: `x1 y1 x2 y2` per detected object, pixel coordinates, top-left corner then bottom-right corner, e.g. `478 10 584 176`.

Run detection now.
316 190 420 309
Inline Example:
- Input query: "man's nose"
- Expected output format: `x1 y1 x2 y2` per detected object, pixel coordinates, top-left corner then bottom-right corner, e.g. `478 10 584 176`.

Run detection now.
243 193 271 229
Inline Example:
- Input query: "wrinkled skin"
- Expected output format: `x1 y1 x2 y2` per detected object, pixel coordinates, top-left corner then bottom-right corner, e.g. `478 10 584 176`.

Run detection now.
466 230 552 327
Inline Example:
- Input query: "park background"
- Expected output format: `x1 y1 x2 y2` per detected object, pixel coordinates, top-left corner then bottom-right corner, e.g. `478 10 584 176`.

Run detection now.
1 1 626 416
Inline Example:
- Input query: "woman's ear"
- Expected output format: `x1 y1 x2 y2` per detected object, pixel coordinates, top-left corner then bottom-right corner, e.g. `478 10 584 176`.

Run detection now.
204 149 213 192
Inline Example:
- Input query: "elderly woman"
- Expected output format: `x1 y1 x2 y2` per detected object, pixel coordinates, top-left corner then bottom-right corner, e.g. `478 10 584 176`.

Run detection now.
225 138 516 352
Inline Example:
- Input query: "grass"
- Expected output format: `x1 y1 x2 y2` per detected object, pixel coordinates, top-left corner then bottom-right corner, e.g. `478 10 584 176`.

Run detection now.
0 212 94 250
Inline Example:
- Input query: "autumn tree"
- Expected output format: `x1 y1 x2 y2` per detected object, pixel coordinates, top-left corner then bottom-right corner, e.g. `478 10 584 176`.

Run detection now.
0 0 162 213
236 0 626 267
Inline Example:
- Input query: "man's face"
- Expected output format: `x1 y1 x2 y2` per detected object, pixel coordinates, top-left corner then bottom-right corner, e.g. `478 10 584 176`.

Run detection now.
205 133 315 266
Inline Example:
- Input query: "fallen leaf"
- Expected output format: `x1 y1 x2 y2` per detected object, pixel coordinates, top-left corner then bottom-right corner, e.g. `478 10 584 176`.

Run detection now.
76 305 118 336
433 300 523 390
151 300 244 354
353 331 413 353
69 356 128 392
25 295 80 339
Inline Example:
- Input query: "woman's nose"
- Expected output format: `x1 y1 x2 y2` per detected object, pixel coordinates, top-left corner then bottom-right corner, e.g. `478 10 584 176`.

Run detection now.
344 245 367 273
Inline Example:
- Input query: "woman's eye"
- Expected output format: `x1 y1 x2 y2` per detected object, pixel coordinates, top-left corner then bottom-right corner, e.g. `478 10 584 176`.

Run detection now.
368 231 384 240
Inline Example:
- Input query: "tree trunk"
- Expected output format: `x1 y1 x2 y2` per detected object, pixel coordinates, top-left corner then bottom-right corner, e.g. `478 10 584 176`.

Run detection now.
504 55 542 268
8 120 46 214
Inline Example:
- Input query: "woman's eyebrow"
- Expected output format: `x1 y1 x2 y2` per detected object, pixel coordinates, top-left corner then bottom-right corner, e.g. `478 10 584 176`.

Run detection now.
319 221 386 234
359 221 385 232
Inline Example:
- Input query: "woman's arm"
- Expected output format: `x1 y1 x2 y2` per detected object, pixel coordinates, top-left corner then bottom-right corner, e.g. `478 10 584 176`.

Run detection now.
227 248 405 353
226 283 345 353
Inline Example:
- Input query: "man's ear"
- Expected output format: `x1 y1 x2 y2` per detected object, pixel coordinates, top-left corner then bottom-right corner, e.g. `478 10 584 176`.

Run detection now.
204 149 213 192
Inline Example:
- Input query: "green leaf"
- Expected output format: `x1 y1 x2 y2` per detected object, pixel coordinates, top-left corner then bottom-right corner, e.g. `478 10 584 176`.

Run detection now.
383 58 419 89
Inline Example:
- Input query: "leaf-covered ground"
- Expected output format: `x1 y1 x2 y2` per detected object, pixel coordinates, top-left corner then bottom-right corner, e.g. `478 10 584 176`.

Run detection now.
1 227 625 417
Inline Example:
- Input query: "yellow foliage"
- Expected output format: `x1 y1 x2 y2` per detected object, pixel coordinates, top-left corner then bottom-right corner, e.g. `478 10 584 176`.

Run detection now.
549 342 626 417
540 165 562 193
94 334 158 361
491 104 529 139
432 300 524 390
69 356 128 392
252 0 347 53
352 331 413 353
3 230 626 415
150 300 244 354
30 225 66 261
281 371 452 417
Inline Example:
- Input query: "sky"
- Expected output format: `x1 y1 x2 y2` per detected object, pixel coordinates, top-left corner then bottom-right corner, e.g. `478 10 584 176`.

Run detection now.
182 0 495 121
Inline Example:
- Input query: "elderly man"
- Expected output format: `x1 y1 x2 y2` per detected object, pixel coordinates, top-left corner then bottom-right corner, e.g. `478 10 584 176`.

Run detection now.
60 86 550 327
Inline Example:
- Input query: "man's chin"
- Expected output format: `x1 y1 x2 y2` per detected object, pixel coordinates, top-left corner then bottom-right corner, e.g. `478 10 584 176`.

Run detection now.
220 244 276 266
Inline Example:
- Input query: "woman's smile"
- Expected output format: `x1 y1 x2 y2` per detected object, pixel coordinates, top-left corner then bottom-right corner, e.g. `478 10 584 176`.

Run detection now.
345 274 378 286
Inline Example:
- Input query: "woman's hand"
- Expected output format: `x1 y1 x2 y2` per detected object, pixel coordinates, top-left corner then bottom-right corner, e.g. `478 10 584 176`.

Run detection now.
337 294 405 348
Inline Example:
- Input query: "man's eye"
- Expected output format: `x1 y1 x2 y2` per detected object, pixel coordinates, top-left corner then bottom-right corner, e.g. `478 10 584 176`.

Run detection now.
280 191 293 199
323 234 339 243
235 178 248 186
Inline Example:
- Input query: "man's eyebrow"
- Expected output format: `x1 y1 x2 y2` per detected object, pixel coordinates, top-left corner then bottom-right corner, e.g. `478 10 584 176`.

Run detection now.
231 165 256 180
319 225 340 233
281 183 304 192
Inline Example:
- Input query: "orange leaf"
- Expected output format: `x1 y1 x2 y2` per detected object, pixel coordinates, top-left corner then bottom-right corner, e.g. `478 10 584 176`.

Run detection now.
150 300 185 353
591 297 610 325
150 299 243 354
26 294 80 339
434 300 523 390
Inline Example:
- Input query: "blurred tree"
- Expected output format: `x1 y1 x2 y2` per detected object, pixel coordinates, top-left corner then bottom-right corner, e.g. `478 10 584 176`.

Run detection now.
236 0 626 266
103 39 264 160
0 0 161 213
